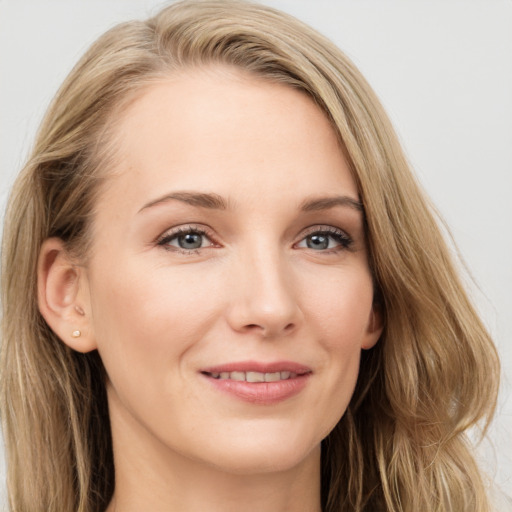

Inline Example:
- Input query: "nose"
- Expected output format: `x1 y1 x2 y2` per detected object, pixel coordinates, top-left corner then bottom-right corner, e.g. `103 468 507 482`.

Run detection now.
225 248 302 338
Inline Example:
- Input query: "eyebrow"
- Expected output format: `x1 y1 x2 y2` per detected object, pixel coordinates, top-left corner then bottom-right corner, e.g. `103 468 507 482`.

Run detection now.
299 195 363 213
139 191 228 212
138 191 363 214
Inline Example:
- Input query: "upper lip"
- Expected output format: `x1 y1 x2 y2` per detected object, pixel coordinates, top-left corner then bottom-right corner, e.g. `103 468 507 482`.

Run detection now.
201 360 312 375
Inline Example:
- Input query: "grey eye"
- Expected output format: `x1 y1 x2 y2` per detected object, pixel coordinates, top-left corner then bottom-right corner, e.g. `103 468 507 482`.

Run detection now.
177 233 204 249
296 229 352 251
159 229 213 251
306 234 329 250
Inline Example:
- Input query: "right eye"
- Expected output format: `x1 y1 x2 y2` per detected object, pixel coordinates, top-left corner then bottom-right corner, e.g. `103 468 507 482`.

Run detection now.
157 226 215 253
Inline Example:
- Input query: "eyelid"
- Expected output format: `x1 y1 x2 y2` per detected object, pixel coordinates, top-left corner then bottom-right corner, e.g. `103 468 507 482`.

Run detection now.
154 223 354 254
294 225 354 251
156 224 219 251
299 224 349 236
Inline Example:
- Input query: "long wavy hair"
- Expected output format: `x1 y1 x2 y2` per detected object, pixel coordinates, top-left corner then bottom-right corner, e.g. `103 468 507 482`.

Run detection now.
0 1 499 511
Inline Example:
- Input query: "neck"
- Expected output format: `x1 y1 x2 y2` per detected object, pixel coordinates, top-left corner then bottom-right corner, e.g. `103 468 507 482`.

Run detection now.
107 450 321 512
105 391 322 512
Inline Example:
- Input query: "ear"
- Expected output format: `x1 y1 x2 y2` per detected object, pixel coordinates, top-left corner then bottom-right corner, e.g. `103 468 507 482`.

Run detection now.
361 303 384 350
37 237 97 353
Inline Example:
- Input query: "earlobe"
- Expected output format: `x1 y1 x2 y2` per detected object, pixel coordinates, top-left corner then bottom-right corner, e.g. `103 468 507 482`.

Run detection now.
37 238 97 353
361 306 384 350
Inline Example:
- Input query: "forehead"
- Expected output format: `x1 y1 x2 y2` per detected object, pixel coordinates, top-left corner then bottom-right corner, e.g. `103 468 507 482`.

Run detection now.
100 67 357 214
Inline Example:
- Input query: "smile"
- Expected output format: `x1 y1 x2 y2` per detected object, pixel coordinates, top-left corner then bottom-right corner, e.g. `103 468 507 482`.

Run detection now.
201 361 312 404
205 371 298 382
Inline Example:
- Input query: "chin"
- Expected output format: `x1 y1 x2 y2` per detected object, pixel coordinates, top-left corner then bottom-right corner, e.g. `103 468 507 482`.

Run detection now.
193 427 322 475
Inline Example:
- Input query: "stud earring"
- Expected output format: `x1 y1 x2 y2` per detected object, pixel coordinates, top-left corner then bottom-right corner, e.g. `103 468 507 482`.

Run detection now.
71 330 81 338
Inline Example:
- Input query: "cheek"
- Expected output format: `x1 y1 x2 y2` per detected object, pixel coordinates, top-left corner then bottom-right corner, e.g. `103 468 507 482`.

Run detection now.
87 261 222 376
305 265 374 345
302 269 374 429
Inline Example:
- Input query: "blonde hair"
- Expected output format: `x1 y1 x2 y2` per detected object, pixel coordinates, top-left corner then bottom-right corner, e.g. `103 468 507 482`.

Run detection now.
0 1 499 511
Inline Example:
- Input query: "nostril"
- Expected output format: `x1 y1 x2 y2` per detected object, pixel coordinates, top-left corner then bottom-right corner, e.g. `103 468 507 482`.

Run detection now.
242 322 295 337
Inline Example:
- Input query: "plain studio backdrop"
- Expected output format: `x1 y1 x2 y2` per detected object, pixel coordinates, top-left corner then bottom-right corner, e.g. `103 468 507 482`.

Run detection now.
0 0 511 504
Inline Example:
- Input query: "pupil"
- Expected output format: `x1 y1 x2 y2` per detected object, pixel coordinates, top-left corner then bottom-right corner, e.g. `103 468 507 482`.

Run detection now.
179 233 202 249
307 234 328 250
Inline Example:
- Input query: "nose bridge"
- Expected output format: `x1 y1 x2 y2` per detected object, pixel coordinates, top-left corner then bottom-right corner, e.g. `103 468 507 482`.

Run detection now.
227 237 300 337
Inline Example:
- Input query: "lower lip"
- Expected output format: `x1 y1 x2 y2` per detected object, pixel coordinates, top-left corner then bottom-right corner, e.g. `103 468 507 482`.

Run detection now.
202 374 311 405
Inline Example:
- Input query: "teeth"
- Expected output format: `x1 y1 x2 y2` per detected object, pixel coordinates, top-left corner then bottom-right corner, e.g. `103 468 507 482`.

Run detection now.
246 371 265 383
265 372 281 382
208 371 299 382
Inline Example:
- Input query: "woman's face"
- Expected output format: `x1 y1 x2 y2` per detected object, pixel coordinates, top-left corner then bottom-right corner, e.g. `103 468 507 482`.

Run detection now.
81 67 382 474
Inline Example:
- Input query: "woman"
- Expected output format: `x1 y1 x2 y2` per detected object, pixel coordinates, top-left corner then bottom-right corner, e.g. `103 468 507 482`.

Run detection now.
0 1 501 511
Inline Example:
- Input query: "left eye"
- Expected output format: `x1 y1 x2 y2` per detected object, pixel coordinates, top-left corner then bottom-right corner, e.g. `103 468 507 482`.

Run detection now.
159 230 212 250
296 231 351 251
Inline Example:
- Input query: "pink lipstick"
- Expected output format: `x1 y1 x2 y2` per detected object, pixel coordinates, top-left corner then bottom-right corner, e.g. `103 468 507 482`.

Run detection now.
200 361 312 404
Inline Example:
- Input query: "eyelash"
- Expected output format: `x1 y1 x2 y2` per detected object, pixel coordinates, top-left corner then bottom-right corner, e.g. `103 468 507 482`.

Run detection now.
156 225 353 255
297 226 353 253
156 225 217 255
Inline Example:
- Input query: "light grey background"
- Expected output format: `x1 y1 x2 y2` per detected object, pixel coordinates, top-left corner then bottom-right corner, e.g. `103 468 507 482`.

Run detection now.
1 0 511 502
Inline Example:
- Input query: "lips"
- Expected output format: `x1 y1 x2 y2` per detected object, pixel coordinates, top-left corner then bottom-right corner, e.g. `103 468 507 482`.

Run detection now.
206 370 299 382
200 361 312 404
